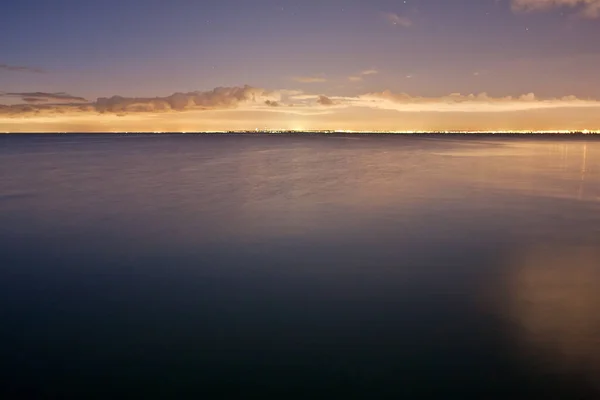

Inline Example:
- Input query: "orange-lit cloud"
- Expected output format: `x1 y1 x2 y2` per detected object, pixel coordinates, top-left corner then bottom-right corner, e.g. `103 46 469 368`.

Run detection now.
0 103 96 117
95 86 276 113
316 95 336 106
351 91 600 112
2 85 600 132
0 86 278 118
348 69 379 82
3 86 600 117
512 0 600 18
361 69 378 75
292 76 327 83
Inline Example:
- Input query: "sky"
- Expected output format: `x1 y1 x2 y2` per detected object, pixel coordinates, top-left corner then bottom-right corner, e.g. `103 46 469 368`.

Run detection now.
1 0 600 132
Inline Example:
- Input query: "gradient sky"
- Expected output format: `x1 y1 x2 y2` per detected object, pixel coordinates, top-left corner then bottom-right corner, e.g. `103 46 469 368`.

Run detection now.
2 0 600 131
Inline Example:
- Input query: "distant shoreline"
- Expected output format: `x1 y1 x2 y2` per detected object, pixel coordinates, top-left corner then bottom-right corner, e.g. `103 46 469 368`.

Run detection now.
3 131 600 137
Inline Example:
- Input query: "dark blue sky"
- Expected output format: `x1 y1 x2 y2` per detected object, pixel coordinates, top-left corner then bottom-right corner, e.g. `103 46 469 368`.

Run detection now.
2 0 599 97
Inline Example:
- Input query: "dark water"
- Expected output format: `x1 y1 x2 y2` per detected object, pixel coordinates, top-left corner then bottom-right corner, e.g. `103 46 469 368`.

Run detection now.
1 134 600 399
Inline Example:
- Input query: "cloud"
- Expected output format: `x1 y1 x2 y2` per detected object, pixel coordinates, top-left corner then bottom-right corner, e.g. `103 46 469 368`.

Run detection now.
348 69 379 82
317 95 336 106
0 86 279 117
288 94 320 101
2 85 600 120
0 63 45 73
511 0 600 18
2 92 88 103
95 86 276 113
292 76 327 83
361 69 379 76
21 97 48 103
0 103 96 117
383 12 413 27
277 89 304 96
351 90 600 112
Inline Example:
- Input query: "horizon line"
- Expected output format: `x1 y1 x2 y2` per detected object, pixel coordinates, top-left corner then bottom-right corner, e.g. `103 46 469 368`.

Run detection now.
3 130 600 135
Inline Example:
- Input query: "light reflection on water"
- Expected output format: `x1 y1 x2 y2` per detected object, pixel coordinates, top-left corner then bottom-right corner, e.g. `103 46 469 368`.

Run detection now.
1 134 600 398
507 245 600 380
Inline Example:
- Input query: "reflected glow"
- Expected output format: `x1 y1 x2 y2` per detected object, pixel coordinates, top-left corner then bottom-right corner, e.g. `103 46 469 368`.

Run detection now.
509 246 600 381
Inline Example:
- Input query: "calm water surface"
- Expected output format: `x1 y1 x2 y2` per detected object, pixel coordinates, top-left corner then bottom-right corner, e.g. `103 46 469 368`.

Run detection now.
1 134 600 398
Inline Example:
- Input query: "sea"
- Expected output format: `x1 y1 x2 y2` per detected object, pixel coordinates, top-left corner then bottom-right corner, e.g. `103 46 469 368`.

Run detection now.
1 133 600 398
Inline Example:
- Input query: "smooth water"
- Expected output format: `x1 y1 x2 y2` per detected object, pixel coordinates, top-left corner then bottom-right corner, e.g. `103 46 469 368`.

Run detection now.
1 134 600 398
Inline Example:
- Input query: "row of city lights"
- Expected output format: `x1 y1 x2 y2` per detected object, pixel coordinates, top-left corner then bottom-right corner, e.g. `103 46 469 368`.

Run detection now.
5 130 600 134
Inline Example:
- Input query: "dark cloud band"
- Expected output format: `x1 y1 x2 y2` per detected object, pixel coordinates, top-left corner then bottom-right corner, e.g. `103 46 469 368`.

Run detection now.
3 92 88 103
0 64 45 73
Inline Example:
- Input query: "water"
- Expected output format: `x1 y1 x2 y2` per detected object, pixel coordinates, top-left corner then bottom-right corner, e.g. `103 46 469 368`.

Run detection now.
1 134 600 398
